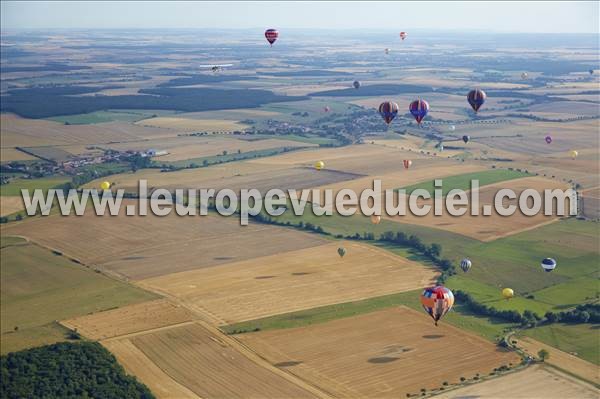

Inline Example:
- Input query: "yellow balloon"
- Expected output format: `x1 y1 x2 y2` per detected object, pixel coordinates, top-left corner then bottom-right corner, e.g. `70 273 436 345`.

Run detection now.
100 181 111 190
371 215 382 225
315 161 325 171
502 288 514 300
570 150 578 159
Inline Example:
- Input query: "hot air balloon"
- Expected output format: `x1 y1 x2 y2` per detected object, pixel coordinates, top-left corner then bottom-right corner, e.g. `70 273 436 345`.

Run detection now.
541 258 556 272
371 215 381 225
211 66 220 73
590 69 594 75
437 143 444 152
460 258 472 273
338 247 346 258
100 181 111 190
544 135 552 144
264 29 279 46
353 80 361 89
467 89 487 113
400 31 407 41
324 106 331 113
521 72 528 79
314 161 325 171
570 150 578 159
379 101 399 125
449 125 456 132
420 286 454 326
502 288 514 300
462 135 470 144
409 99 430 124
384 48 391 55
403 159 412 169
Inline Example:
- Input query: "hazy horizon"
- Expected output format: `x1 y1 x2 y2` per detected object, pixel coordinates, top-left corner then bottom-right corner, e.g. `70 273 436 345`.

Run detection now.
2 1 598 34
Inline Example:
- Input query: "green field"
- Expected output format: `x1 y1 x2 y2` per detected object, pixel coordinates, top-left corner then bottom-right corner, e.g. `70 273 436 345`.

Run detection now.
0 238 157 354
399 169 529 196
0 176 71 197
223 288 517 342
163 146 310 168
521 323 600 365
47 109 176 125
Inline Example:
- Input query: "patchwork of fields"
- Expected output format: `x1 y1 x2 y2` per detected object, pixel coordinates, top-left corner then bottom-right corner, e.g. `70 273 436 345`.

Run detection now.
1 29 599 399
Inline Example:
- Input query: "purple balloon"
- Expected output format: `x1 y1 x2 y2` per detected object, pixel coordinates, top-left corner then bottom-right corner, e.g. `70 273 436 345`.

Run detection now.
545 136 552 144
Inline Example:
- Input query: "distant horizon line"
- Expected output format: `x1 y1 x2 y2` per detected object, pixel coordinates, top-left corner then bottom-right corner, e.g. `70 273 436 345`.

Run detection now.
1 27 599 35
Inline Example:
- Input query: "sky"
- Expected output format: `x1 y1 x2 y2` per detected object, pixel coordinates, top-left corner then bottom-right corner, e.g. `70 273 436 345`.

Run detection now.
1 1 598 33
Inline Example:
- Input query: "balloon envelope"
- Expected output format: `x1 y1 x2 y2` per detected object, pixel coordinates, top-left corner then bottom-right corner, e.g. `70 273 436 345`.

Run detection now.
403 159 412 169
420 286 454 325
541 258 556 272
449 125 456 132
314 161 325 170
384 48 390 54
467 89 487 112
545 135 552 144
264 29 279 46
370 215 381 225
100 181 111 190
379 101 399 125
324 106 330 113
409 99 430 124
338 247 346 258
462 135 470 144
353 80 361 89
502 288 514 300
521 72 528 79
570 150 578 159
460 258 472 273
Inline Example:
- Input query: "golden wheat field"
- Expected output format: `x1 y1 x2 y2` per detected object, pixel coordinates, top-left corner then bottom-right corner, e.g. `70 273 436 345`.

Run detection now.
87 162 361 194
433 365 598 399
0 114 178 147
102 338 200 399
62 299 195 340
515 337 599 384
1 205 327 280
0 197 23 217
384 176 571 241
237 307 520 398
107 322 318 399
135 116 249 131
138 242 438 324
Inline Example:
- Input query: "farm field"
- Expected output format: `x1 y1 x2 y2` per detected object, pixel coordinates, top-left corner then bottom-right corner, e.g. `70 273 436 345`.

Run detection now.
433 365 598 399
384 176 570 241
135 116 249 131
139 241 437 324
62 299 195 340
110 322 318 398
0 175 70 196
0 238 156 354
88 162 362 194
102 339 200 399
0 147 37 162
0 196 23 216
0 114 179 148
1 206 327 280
516 334 599 382
237 307 520 398
88 135 317 162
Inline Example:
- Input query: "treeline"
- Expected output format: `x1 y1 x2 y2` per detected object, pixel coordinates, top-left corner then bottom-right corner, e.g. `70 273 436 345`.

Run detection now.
1 86 306 118
0 342 154 399
251 213 455 284
455 290 600 327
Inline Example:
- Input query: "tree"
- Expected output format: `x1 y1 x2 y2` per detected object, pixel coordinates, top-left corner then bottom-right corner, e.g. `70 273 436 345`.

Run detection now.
222 150 228 156
544 311 558 323
538 349 549 362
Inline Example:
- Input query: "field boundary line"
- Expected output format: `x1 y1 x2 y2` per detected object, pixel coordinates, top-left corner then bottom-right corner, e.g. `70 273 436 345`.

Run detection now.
194 319 333 399
95 320 199 343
